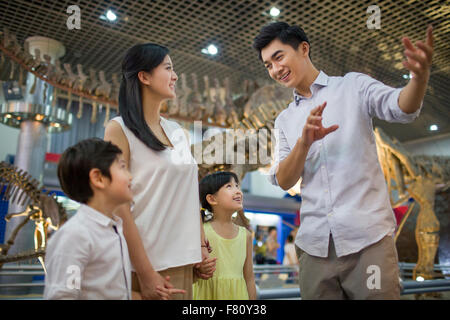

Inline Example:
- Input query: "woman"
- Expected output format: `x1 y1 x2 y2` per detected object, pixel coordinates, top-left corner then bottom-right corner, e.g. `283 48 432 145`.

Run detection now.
104 43 213 300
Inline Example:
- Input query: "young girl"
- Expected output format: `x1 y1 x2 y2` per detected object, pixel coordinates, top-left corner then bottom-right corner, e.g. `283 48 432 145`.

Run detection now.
193 171 257 300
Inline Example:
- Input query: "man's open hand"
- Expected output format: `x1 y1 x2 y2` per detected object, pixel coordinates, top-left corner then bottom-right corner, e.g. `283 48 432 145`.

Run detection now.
402 25 434 83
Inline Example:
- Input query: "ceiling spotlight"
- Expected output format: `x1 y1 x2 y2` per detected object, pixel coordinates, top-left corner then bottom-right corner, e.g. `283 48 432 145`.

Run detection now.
202 44 218 56
207 44 218 55
416 276 425 282
106 10 117 21
270 7 280 17
402 73 412 80
429 124 438 131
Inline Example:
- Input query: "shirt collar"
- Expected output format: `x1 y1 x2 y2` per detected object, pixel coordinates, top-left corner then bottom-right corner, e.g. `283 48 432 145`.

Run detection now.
78 204 119 228
293 70 329 106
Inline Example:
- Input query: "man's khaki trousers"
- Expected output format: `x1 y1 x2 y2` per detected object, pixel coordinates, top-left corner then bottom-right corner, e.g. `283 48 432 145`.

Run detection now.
295 234 401 300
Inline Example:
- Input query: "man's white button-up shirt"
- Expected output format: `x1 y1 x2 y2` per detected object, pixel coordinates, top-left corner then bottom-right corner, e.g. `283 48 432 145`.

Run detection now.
268 71 421 258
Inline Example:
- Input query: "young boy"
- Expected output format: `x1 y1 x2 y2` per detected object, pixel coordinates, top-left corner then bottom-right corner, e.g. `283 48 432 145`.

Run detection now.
44 138 133 299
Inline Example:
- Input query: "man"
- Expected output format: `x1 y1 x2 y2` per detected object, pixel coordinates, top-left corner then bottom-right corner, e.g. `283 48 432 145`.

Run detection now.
253 22 433 299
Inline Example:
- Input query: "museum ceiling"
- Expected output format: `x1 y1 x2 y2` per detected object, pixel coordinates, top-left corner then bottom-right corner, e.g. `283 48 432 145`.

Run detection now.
0 0 449 142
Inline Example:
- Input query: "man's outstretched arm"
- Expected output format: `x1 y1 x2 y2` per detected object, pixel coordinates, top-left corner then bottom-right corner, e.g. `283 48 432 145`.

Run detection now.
398 25 434 114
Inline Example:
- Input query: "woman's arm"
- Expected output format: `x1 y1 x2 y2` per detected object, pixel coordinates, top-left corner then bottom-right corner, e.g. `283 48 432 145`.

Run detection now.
199 214 210 260
115 203 185 299
194 215 216 280
243 229 257 300
104 121 184 300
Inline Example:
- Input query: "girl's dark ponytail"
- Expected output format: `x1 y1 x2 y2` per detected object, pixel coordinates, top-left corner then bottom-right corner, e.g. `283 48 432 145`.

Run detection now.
200 207 207 222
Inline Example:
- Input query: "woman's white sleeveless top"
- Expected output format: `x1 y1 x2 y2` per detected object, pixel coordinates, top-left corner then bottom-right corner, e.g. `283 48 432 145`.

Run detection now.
112 116 202 271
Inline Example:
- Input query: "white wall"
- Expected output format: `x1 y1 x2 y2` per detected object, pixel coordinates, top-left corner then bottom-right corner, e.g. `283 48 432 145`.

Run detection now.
403 133 450 157
0 123 19 162
249 170 287 198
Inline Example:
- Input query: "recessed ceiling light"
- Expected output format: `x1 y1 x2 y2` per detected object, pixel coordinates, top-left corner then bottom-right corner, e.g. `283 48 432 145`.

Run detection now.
402 73 412 80
429 124 438 131
106 10 117 21
270 7 280 17
207 44 218 55
202 44 218 56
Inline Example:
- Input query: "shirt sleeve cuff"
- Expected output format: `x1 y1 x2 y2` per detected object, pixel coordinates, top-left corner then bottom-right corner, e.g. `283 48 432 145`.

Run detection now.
390 88 423 123
267 164 279 186
44 286 80 300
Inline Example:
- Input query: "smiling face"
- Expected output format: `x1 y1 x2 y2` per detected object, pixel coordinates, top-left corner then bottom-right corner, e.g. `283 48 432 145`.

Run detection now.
210 177 243 213
105 154 133 205
142 55 178 100
261 38 310 90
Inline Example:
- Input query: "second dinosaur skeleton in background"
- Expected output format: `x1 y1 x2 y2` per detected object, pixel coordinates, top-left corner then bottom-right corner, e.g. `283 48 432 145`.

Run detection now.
0 162 68 269
374 128 449 280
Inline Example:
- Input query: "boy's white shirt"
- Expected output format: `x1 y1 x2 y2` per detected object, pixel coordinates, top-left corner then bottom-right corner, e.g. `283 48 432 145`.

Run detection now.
44 204 132 300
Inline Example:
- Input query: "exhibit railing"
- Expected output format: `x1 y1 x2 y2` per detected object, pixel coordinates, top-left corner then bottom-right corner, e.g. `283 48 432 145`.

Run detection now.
0 263 449 299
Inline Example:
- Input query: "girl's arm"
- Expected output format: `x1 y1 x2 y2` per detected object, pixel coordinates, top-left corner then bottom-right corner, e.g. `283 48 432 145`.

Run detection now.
243 229 257 300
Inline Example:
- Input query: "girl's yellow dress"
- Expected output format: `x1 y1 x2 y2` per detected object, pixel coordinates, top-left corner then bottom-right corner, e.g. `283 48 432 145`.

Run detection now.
193 222 249 300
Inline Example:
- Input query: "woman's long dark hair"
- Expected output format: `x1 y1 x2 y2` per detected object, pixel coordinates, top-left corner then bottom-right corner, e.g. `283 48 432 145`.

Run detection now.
199 171 239 221
119 43 169 151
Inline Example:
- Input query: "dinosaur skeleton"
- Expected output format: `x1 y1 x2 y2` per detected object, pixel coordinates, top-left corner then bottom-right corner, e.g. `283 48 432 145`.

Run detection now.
0 162 67 269
374 128 450 280
1 31 266 128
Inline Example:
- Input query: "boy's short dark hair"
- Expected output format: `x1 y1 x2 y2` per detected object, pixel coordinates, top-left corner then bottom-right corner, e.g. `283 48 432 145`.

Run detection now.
57 138 122 204
253 21 310 61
